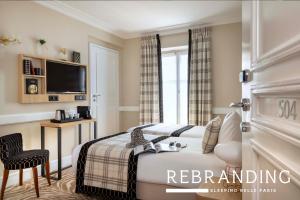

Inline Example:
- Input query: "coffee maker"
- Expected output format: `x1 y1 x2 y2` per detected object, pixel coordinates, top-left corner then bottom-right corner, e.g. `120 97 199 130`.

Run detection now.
77 106 92 119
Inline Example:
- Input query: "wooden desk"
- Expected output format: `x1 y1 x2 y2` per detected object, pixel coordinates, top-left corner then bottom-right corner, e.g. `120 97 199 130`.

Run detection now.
40 119 97 180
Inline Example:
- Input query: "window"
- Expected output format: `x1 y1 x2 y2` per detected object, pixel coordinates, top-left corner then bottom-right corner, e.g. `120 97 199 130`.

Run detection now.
162 47 188 124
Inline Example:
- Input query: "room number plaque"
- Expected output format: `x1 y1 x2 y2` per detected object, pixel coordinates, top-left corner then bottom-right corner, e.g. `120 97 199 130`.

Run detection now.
256 97 299 122
278 99 297 120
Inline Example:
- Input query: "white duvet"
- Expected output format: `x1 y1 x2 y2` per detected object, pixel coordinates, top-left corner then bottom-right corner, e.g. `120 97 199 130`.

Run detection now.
72 134 226 188
127 123 206 138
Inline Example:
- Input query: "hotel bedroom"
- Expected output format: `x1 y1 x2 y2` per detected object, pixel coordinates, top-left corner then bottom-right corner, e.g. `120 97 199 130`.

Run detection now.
1 1 299 200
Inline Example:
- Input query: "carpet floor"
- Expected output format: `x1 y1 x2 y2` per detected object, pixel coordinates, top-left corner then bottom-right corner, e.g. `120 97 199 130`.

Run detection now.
4 168 96 200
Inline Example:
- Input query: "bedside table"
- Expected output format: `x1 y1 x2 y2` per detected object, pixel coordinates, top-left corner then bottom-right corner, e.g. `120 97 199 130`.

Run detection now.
196 177 242 200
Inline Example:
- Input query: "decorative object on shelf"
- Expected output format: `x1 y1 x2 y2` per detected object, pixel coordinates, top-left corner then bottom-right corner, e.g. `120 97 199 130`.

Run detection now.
72 51 80 63
36 38 48 56
34 68 42 75
38 39 46 46
0 35 21 46
26 79 38 94
59 48 68 61
23 59 32 75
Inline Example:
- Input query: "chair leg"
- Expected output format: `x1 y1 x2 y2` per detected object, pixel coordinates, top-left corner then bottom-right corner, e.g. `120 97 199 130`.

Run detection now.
32 167 39 198
19 169 23 186
45 161 51 186
1 169 9 200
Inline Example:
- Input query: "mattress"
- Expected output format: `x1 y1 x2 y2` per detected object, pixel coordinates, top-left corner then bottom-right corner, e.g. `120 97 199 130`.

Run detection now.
127 123 206 138
72 133 225 189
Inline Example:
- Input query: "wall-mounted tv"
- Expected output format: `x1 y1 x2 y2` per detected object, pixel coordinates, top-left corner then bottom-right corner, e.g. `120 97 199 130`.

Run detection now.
46 61 86 93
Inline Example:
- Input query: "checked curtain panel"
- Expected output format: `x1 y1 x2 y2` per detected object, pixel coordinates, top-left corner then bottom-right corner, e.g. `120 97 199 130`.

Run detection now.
139 35 163 124
188 27 212 126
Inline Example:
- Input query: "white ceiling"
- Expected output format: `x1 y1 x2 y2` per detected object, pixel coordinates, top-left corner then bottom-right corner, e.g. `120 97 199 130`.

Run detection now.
37 1 241 39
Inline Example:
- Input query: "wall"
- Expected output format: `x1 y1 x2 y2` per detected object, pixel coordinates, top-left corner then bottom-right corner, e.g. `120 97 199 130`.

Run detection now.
119 23 242 130
0 1 123 185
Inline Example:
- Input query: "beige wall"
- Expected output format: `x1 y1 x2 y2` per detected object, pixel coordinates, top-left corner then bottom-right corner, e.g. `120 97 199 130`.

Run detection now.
119 23 242 130
0 1 123 177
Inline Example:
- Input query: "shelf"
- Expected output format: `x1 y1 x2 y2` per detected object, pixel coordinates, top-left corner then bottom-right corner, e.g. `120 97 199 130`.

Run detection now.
23 74 46 78
18 54 88 103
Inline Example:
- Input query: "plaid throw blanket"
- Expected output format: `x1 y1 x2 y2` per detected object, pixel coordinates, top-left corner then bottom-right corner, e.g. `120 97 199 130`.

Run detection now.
76 132 168 200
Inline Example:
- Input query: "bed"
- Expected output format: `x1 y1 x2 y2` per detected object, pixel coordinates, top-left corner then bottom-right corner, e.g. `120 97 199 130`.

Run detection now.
127 123 206 138
72 132 226 200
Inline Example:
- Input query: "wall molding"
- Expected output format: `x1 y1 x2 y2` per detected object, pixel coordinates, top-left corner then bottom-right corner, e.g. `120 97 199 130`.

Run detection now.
118 106 236 115
0 155 72 187
0 112 55 126
0 107 236 126
36 1 241 39
119 106 139 112
251 139 300 187
212 107 240 115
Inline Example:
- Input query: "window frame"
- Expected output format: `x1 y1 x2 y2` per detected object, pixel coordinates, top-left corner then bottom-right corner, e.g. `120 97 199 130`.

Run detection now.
161 47 188 124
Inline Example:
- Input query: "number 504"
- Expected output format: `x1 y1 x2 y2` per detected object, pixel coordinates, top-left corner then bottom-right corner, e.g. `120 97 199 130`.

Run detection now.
278 99 297 120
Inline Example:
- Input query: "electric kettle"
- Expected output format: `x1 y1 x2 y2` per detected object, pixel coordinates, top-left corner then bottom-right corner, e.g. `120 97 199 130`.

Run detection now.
55 110 66 121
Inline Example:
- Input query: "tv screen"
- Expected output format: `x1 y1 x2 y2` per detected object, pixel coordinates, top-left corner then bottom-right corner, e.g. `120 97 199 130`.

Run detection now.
46 61 86 93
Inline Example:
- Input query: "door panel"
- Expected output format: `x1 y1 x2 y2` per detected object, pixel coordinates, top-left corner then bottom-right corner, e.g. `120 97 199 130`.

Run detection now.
259 1 300 56
90 44 119 138
243 1 300 200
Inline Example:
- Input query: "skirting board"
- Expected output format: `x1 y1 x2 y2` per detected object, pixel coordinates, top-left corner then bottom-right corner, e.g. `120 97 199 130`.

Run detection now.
0 155 72 187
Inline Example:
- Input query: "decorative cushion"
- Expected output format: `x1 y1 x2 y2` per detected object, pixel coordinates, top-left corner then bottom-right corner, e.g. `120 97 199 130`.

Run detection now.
214 141 242 167
4 150 49 170
218 111 241 144
202 116 222 154
126 128 150 148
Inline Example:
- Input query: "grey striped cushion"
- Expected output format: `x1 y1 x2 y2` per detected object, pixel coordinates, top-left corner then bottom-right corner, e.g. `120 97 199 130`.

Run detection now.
202 116 222 154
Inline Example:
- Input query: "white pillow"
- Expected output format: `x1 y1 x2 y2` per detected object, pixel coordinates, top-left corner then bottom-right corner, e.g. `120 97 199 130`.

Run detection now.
214 141 242 167
218 111 241 144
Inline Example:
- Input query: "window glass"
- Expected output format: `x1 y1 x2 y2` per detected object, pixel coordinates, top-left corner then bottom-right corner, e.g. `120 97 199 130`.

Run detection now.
162 50 188 125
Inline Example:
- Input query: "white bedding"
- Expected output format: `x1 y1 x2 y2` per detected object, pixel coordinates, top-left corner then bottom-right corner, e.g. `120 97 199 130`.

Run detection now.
72 133 225 188
127 123 206 138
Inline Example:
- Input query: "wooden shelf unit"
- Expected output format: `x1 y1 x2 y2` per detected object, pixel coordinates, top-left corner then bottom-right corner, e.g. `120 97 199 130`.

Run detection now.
18 54 87 104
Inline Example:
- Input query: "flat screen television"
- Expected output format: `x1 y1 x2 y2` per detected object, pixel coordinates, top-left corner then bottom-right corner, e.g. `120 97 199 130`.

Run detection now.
46 61 86 93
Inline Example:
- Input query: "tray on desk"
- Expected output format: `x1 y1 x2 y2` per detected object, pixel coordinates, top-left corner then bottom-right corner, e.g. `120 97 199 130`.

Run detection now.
50 118 83 123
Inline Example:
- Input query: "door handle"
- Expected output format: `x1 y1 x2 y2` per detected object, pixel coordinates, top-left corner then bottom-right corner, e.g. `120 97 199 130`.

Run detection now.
92 94 101 102
92 94 101 98
230 98 250 111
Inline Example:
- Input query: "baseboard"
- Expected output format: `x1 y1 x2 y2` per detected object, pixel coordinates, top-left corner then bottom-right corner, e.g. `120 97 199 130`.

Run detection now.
0 155 72 187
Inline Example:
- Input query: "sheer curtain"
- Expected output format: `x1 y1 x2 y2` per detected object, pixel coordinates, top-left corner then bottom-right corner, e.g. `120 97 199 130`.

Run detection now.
139 34 163 124
188 27 212 125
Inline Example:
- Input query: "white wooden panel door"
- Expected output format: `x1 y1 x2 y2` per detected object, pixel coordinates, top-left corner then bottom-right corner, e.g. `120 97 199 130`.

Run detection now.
242 1 300 200
90 43 119 138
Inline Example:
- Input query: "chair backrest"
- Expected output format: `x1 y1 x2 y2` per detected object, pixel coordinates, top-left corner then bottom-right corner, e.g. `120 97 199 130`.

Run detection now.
0 133 23 163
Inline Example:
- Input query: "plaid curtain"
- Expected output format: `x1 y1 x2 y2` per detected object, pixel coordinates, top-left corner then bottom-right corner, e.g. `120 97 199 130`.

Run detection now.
188 27 212 125
139 35 163 124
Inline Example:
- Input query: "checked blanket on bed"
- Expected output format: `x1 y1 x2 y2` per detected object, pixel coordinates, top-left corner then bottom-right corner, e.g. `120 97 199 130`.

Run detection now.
76 132 168 200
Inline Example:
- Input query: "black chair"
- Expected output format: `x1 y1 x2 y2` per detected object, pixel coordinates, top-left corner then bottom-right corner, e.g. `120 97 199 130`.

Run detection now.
0 133 51 199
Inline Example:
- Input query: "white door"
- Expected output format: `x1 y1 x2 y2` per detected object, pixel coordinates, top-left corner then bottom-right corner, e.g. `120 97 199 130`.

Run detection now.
89 43 119 138
242 1 300 200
